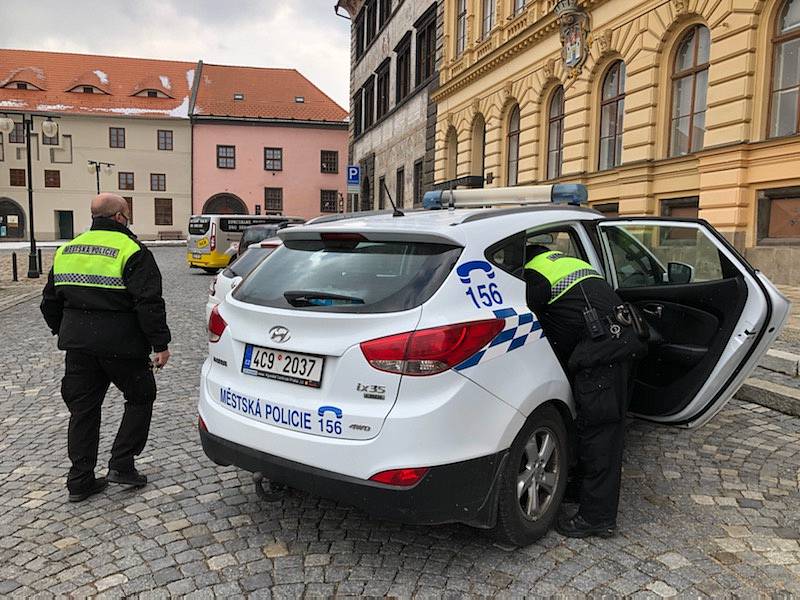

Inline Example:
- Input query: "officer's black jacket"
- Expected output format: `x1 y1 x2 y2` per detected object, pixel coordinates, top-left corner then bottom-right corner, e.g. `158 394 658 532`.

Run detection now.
41 218 171 358
525 270 621 368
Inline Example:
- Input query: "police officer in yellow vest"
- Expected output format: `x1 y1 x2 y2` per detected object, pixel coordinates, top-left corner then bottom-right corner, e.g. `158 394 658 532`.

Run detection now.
525 245 643 538
41 193 171 502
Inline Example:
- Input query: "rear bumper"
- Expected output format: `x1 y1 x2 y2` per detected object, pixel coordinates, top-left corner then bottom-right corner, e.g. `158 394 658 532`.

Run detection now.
187 251 229 269
200 427 507 528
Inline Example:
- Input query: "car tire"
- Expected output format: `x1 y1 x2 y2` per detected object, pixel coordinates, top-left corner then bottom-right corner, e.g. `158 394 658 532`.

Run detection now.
492 403 568 547
202 267 219 274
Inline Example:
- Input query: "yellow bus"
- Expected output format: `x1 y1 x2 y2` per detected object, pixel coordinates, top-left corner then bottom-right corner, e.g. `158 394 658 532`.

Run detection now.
187 214 302 272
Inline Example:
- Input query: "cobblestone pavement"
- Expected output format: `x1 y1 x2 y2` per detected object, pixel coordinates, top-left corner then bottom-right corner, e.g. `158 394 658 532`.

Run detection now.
0 247 799 598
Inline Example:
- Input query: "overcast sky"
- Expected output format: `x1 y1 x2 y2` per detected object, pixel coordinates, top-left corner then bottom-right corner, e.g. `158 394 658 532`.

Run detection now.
2 0 352 109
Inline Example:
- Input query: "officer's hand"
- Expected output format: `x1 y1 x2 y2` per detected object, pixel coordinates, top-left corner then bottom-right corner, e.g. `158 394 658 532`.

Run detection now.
153 349 171 369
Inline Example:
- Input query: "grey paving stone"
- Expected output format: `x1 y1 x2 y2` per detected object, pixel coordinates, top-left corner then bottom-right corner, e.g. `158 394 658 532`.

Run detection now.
0 248 797 597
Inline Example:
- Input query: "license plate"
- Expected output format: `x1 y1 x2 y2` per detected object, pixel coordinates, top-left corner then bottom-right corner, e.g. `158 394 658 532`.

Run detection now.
192 252 201 259
242 345 324 387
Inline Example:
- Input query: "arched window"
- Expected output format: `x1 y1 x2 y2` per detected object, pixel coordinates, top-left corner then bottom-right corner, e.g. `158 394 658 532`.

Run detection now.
507 105 521 185
445 127 459 180
547 87 565 179
599 61 626 170
770 0 800 137
471 114 486 178
202 193 248 215
669 25 710 156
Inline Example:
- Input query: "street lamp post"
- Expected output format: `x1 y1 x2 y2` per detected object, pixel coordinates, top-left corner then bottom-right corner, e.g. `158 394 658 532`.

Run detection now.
0 113 59 278
88 160 114 194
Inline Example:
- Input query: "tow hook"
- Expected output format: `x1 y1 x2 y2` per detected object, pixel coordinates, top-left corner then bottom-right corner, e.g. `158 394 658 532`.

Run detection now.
253 472 286 501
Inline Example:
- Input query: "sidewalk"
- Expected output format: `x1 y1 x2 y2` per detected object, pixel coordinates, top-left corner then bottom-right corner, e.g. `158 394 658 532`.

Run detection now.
0 239 186 251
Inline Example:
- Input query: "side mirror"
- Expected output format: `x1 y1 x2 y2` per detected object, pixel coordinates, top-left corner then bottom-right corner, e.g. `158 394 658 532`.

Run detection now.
667 261 693 284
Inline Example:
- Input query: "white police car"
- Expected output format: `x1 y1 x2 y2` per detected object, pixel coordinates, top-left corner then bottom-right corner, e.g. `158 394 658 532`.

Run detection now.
198 184 788 546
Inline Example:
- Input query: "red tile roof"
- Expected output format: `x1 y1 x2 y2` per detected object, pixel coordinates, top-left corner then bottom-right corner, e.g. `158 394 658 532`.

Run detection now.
194 64 348 123
0 49 196 119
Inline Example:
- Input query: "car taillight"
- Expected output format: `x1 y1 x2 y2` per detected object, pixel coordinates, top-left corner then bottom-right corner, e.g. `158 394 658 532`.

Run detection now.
369 467 429 487
210 223 217 251
360 319 504 376
208 305 227 342
198 415 208 431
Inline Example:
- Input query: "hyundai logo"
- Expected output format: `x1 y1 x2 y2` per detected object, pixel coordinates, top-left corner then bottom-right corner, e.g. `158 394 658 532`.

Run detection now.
269 326 291 343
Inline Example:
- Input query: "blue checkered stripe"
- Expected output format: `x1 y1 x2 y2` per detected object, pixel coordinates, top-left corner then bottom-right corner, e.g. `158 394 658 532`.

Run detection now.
455 308 544 371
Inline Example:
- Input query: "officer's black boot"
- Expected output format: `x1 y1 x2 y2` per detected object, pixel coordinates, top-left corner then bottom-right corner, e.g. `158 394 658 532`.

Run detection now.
556 513 616 538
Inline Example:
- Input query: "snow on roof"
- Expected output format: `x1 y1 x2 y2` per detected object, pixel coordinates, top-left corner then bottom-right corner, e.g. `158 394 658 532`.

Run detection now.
186 69 195 90
159 75 171 90
94 70 108 84
37 103 73 111
0 99 25 108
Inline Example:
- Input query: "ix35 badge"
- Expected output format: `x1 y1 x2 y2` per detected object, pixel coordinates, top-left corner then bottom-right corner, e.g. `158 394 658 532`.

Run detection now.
357 383 386 400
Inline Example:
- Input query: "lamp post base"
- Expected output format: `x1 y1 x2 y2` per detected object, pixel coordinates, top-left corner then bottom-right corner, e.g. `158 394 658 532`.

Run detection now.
27 253 40 279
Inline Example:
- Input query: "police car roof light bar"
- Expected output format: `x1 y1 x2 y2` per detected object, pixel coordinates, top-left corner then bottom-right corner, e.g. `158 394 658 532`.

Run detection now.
421 184 588 210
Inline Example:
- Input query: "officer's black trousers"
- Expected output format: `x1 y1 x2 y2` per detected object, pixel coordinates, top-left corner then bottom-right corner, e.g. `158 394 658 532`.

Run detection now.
570 360 632 526
61 350 156 493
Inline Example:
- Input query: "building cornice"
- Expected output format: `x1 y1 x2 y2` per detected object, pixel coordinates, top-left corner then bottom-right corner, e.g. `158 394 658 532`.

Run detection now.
190 115 349 130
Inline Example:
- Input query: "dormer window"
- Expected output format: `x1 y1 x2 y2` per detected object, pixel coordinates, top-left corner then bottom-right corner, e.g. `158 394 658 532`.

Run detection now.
132 88 172 98
2 81 43 91
295 96 305 103
68 85 106 94
234 93 245 101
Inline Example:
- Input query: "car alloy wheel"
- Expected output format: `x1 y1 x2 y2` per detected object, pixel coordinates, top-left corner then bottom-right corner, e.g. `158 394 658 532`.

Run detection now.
492 404 568 547
517 426 559 521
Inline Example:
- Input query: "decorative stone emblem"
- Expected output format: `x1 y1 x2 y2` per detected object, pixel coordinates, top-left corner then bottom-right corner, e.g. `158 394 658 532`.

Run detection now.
554 0 591 79
543 58 556 80
672 0 689 15
596 29 613 53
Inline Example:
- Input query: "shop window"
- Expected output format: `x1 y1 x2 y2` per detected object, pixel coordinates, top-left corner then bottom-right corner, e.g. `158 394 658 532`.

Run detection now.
758 187 800 241
661 197 700 242
155 198 173 226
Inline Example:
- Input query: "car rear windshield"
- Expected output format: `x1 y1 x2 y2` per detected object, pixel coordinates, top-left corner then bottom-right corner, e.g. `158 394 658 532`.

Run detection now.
189 217 210 235
242 226 279 245
233 238 462 313
223 247 275 278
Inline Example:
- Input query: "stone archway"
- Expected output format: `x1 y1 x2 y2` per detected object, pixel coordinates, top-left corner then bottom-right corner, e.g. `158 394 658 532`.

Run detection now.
0 198 25 239
201 193 248 215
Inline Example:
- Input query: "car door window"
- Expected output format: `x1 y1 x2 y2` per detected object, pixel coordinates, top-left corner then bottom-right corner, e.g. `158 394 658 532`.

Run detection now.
487 227 585 279
601 223 729 288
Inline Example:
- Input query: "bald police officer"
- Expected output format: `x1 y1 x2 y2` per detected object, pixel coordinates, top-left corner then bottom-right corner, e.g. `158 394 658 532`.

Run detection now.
42 193 171 502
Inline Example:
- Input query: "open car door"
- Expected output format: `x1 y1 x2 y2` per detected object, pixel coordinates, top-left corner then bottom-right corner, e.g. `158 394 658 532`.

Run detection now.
594 218 790 428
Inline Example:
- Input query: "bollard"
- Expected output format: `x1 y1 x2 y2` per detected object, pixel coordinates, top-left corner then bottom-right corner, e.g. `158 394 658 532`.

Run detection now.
37 249 43 274
12 252 18 282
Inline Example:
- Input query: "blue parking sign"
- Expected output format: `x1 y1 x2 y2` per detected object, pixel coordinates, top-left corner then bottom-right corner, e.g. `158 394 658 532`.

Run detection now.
347 165 360 187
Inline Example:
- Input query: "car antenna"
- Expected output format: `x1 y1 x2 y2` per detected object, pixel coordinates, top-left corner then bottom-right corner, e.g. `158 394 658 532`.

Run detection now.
382 178 405 217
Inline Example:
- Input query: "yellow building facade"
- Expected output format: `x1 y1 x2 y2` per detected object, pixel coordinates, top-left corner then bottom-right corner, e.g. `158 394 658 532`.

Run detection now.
433 0 800 283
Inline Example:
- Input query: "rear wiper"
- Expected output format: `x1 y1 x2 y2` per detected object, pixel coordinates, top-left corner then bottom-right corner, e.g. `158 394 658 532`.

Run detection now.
283 290 365 306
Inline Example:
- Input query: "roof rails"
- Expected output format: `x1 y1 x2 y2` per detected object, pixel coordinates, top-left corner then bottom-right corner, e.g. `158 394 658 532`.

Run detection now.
422 184 588 210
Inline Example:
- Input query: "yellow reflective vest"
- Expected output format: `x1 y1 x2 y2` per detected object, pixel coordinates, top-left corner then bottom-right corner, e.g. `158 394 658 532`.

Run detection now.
53 229 141 290
524 250 603 304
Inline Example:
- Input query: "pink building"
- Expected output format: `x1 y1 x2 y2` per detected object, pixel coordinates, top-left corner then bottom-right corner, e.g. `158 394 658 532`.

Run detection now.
192 64 349 219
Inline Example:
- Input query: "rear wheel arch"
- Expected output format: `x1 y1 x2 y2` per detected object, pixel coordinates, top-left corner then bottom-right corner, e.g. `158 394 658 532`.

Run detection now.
492 401 571 546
